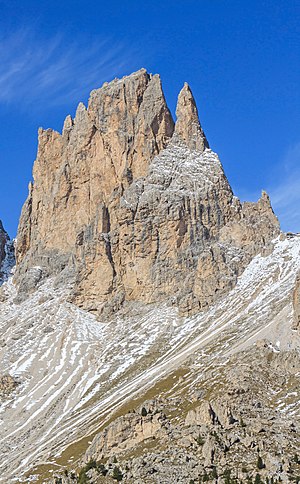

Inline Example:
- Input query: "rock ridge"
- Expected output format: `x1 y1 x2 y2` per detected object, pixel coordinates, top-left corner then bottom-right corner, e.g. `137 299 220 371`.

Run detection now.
15 69 280 316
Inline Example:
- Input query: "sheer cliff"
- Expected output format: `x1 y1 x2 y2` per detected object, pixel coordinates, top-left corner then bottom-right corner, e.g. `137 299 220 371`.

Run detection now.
15 69 279 316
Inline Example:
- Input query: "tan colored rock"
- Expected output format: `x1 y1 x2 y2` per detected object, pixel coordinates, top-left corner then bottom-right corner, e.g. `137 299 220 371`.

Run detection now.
85 410 168 461
220 191 279 255
16 69 174 265
174 82 208 151
15 69 174 310
185 399 235 429
15 69 280 317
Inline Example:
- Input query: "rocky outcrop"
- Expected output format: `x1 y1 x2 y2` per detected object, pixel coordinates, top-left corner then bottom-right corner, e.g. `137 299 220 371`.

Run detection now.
65 346 300 484
15 69 280 316
0 375 19 399
85 403 169 462
185 399 236 428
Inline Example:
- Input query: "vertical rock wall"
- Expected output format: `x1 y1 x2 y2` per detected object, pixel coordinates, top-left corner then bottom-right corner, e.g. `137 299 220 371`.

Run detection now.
15 69 280 316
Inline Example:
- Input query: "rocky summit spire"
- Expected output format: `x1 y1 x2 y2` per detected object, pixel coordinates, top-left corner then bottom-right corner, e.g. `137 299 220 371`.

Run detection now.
15 69 279 318
174 82 209 152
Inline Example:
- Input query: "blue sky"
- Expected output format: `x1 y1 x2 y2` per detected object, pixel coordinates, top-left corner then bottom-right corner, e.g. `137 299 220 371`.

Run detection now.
0 0 299 235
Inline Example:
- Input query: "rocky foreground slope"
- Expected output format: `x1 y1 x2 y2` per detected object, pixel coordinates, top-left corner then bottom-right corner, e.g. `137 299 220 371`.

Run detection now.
80 345 300 484
0 235 299 483
0 70 299 483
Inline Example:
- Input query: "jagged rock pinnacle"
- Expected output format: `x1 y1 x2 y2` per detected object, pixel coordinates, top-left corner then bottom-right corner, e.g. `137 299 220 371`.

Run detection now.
174 82 209 152
15 69 279 317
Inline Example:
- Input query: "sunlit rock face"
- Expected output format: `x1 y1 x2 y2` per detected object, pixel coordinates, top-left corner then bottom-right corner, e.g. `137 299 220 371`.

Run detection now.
15 69 279 316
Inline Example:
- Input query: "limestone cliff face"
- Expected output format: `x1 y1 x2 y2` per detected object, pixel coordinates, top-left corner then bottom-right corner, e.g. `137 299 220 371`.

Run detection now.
15 69 280 315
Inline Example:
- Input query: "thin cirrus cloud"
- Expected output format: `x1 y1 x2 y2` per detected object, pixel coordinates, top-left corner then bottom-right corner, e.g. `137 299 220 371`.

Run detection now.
267 142 300 233
232 142 300 233
0 29 139 108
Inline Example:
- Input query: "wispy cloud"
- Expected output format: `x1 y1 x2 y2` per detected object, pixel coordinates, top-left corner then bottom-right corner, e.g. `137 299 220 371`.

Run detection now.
231 143 300 233
0 29 140 108
267 142 300 233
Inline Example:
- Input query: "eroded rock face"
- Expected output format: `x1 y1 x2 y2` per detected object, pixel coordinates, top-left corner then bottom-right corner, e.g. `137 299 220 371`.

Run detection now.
185 400 236 429
174 82 209 151
61 347 300 484
85 404 169 461
15 69 280 316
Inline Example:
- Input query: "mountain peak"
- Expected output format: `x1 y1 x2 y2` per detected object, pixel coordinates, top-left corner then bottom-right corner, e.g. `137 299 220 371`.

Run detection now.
174 82 209 151
15 69 279 319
